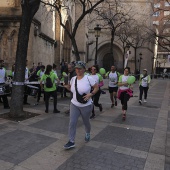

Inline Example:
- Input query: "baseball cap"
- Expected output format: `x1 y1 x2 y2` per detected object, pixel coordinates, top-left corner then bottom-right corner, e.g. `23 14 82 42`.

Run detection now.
143 69 147 72
75 61 86 69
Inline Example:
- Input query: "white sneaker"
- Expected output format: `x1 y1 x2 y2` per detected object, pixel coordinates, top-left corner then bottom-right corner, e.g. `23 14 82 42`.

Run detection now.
139 100 142 104
144 99 147 103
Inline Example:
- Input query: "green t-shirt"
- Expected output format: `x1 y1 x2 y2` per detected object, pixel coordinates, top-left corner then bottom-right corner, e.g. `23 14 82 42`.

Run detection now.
60 72 67 81
41 72 58 92
97 73 103 82
37 70 41 77
8 70 13 77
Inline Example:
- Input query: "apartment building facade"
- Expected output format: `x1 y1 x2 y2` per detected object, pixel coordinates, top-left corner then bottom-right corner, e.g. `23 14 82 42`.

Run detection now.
153 0 170 71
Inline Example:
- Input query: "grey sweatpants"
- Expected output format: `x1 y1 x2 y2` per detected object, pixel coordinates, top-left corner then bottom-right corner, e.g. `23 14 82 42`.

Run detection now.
69 103 93 143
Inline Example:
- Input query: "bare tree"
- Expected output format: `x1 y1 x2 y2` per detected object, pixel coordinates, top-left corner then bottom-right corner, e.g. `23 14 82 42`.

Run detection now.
116 23 132 69
41 0 104 61
125 24 151 71
10 0 41 117
93 0 132 65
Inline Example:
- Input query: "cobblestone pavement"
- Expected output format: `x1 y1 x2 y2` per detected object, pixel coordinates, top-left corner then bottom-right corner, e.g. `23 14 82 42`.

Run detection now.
0 79 169 170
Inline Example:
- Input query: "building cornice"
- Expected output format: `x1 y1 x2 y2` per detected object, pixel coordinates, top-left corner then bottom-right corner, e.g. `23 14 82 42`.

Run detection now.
39 33 57 47
0 16 21 22
32 18 41 26
0 17 57 47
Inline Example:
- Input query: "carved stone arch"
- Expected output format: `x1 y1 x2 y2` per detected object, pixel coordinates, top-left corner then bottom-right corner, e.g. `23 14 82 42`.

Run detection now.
0 30 4 40
95 41 123 71
9 29 17 40
0 31 8 62
2 31 8 45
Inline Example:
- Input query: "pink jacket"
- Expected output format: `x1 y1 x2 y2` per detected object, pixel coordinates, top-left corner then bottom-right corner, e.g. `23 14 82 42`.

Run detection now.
117 88 133 100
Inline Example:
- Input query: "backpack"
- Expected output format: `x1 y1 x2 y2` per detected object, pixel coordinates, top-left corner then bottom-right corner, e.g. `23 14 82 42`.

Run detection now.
45 75 53 88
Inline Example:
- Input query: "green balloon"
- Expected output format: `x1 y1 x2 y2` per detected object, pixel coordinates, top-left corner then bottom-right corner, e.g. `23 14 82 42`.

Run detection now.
100 68 106 75
62 72 67 76
127 76 136 84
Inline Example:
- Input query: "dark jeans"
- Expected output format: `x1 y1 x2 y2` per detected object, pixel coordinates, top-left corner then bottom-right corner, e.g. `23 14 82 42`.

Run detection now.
139 85 149 100
37 85 45 102
24 85 28 103
60 83 67 97
1 95 9 108
120 91 130 111
44 90 57 111
92 89 101 115
0 83 9 108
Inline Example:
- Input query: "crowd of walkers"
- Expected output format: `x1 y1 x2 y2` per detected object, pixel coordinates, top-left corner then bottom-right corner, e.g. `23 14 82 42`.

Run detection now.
0 59 152 149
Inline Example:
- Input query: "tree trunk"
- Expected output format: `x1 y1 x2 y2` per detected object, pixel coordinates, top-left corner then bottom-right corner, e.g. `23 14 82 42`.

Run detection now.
9 0 40 117
71 37 80 61
123 47 125 70
134 47 137 72
110 30 114 64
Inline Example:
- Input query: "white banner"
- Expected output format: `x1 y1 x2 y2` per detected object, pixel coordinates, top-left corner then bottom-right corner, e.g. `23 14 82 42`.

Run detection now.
168 55 170 63
124 51 129 68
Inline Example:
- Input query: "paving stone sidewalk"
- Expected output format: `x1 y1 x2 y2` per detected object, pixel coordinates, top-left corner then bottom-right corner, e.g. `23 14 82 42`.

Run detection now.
0 79 169 170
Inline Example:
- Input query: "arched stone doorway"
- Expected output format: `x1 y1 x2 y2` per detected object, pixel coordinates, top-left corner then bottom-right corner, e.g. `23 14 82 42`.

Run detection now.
97 43 123 72
103 53 114 71
63 20 72 63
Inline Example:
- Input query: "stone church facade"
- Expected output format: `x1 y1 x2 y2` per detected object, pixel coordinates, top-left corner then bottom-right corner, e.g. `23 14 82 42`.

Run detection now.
0 0 56 69
0 0 153 73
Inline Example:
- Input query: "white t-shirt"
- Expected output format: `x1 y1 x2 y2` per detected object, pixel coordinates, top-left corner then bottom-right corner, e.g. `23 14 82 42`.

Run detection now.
163 69 167 73
119 75 129 90
141 76 148 87
25 67 29 82
53 70 58 76
70 75 96 107
39 71 45 78
108 72 118 87
90 74 99 84
0 68 6 83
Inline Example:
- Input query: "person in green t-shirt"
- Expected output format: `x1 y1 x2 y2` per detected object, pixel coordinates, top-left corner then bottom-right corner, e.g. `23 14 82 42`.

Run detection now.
40 65 60 113
36 65 45 103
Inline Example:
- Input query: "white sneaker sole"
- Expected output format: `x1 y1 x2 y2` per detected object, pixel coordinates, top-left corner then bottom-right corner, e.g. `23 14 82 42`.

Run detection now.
63 145 75 150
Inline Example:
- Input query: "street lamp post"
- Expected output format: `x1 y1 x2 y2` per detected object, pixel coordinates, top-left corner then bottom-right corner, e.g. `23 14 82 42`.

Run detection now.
94 24 101 65
138 52 142 72
158 62 161 76
156 60 159 74
151 56 155 79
